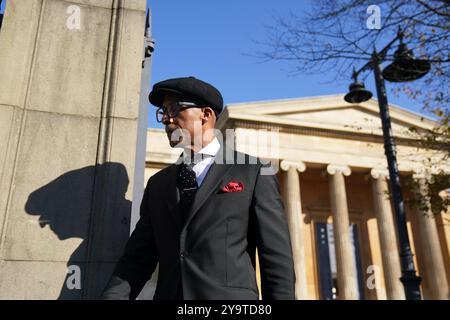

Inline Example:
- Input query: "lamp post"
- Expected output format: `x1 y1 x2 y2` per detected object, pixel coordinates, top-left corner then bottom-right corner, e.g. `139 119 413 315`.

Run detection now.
344 30 430 300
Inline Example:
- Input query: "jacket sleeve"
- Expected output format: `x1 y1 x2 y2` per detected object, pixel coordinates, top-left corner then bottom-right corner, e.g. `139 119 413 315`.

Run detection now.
251 163 296 300
101 178 159 300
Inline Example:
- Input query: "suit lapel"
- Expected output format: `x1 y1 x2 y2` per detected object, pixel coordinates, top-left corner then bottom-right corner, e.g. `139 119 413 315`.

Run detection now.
183 143 235 232
164 162 183 232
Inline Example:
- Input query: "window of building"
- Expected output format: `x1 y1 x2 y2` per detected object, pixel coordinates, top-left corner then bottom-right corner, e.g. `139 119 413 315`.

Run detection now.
315 222 365 300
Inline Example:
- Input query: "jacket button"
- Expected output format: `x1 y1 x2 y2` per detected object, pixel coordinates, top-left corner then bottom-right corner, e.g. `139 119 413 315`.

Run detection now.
180 252 185 259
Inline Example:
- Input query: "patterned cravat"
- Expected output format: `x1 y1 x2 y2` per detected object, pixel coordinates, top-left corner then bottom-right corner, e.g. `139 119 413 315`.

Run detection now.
177 159 198 225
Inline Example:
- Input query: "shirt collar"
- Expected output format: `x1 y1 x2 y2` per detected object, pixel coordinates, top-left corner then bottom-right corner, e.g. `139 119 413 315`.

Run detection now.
182 137 221 162
197 137 221 157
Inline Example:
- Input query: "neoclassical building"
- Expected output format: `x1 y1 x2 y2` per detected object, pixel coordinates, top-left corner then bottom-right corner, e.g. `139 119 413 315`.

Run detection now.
144 95 450 300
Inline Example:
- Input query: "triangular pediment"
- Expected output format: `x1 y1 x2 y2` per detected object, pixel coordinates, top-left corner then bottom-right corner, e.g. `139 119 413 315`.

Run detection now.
220 95 437 138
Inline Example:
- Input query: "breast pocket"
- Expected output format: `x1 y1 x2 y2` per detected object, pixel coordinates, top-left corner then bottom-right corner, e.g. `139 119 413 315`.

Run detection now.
215 191 248 200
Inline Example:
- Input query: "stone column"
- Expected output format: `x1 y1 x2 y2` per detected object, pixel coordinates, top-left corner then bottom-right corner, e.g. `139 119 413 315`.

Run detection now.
413 174 449 300
0 0 147 299
326 164 358 300
370 168 405 300
280 160 308 300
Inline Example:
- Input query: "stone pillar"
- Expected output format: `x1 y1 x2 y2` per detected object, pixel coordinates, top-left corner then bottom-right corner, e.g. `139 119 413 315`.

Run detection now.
0 0 147 299
131 10 154 234
370 168 405 300
326 164 358 300
280 160 308 300
413 174 449 300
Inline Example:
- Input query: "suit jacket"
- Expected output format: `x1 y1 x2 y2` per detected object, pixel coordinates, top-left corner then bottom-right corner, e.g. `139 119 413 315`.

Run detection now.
101 143 295 300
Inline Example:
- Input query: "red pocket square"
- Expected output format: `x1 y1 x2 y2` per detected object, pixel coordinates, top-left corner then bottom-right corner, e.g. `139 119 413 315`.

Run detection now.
220 181 244 193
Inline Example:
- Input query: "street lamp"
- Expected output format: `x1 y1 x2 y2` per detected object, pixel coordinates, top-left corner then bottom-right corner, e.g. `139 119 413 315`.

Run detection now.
344 69 373 104
382 32 430 83
344 29 430 300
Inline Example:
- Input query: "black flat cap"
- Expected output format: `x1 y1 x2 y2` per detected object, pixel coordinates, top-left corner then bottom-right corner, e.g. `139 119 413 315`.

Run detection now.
149 76 224 117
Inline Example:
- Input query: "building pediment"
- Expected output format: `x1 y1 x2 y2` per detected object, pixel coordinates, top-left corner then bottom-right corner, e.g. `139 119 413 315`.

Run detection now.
220 95 437 139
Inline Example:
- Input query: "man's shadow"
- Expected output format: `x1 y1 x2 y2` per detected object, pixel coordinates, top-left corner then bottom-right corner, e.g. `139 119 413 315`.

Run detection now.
24 162 132 299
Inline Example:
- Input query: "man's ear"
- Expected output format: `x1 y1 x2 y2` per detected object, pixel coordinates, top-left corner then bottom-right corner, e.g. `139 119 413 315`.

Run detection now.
201 107 215 125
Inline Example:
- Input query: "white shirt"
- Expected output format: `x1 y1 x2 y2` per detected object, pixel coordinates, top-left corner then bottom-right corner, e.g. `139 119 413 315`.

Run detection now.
182 137 221 187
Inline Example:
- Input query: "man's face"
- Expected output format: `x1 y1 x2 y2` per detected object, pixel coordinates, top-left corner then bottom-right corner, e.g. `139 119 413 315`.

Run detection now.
162 94 204 148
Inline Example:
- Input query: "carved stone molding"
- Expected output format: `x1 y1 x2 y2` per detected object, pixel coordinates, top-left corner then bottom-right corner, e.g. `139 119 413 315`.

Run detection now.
370 168 390 179
326 164 351 176
280 160 306 173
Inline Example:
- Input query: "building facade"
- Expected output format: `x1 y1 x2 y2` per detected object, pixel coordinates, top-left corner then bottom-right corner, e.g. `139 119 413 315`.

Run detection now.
144 95 450 300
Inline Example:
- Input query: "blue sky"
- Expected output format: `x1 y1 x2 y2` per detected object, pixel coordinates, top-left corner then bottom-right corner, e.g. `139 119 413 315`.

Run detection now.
146 0 436 129
0 1 435 129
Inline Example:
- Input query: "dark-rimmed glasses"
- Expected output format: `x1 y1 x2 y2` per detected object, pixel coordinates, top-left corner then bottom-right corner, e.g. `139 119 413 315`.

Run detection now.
155 101 199 123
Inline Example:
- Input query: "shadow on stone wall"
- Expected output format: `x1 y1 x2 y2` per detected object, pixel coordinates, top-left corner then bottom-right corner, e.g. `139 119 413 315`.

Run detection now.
25 162 132 299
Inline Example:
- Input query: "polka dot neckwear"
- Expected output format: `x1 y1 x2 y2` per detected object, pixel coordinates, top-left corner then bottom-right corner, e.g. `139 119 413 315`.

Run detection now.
177 160 198 225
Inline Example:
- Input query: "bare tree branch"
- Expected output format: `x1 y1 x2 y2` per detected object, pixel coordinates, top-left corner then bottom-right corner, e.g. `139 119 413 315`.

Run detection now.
253 0 450 215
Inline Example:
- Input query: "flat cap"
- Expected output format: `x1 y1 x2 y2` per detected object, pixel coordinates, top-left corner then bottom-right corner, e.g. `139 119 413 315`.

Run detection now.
148 76 223 117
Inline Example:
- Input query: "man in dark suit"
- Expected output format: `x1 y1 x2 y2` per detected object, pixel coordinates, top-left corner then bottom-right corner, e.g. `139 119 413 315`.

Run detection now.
101 77 295 300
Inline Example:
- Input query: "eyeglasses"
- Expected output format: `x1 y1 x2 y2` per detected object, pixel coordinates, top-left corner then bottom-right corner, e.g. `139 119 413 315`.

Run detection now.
155 101 199 123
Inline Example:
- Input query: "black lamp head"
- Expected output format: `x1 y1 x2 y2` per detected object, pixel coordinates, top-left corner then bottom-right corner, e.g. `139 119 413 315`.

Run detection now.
344 80 373 103
382 38 431 82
